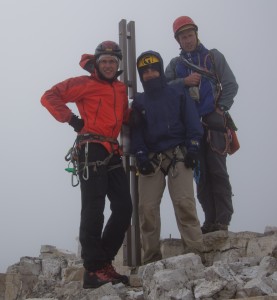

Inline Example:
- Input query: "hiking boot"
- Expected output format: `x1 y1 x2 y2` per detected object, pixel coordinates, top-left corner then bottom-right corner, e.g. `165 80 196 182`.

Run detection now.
104 263 129 285
201 223 216 234
83 267 120 289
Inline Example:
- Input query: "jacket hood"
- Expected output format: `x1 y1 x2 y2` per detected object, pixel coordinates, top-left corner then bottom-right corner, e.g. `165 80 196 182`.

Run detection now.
79 53 96 73
136 50 167 93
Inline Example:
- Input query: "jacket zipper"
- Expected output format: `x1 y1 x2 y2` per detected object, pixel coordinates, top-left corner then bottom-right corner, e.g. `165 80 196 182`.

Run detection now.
111 85 118 136
94 98 102 125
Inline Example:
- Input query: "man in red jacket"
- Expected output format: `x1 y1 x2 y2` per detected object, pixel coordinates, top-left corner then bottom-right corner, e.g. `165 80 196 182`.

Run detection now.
41 41 132 289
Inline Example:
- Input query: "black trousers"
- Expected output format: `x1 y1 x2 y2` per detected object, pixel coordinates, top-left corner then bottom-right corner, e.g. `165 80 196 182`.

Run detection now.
78 143 132 271
197 129 233 225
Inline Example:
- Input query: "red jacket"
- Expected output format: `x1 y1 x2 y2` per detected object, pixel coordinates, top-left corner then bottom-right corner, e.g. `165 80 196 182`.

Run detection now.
41 54 130 153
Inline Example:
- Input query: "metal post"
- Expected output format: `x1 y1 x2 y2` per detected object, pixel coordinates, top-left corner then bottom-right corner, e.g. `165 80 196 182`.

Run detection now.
118 19 141 267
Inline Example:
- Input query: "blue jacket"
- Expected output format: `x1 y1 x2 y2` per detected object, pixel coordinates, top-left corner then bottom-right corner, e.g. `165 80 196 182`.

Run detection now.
131 50 203 162
165 44 238 116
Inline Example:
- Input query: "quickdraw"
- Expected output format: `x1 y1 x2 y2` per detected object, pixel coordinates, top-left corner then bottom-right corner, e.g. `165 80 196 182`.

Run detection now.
65 141 80 187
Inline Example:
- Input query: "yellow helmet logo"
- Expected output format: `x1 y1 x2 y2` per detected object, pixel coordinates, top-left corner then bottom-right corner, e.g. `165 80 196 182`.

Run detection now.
138 55 159 68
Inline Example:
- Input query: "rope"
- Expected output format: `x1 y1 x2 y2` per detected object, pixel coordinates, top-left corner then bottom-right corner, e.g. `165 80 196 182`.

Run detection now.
206 129 231 156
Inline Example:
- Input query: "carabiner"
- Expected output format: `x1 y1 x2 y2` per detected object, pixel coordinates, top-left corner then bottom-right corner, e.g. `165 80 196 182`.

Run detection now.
71 173 79 187
65 147 73 162
82 142 90 180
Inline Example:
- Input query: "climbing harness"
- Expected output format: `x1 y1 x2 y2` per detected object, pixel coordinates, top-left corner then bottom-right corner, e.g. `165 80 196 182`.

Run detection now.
76 133 119 146
142 146 185 178
78 141 114 181
65 133 122 187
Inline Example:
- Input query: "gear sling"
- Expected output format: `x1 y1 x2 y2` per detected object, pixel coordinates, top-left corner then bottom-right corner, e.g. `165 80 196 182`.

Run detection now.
181 52 240 155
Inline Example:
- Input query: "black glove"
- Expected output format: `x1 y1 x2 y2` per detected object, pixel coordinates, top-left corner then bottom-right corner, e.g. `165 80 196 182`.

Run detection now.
138 160 155 175
184 152 198 169
69 114 84 132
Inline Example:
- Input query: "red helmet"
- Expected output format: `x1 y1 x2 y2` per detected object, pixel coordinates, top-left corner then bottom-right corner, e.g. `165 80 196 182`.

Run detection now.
95 40 122 60
173 16 198 38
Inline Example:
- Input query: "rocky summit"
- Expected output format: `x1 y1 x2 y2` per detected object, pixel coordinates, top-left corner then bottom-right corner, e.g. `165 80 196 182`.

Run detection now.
1 227 277 300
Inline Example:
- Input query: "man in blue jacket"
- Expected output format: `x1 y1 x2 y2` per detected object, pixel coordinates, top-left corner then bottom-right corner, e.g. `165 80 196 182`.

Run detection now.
131 50 203 264
165 16 239 233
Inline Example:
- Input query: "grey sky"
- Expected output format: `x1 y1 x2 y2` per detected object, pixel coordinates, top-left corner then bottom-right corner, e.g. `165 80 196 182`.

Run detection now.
0 0 276 272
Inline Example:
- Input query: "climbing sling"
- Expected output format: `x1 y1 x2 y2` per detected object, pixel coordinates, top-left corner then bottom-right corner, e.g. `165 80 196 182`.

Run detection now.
182 51 239 155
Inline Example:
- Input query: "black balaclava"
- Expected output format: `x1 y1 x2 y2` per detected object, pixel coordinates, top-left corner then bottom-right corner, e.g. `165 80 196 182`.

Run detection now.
137 51 167 94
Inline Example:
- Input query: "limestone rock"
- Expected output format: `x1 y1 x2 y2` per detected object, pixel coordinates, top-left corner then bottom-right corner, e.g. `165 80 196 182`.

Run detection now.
1 230 277 299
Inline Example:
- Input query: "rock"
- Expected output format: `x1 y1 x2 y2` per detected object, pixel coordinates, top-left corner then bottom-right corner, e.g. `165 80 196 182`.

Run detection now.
1 229 277 299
